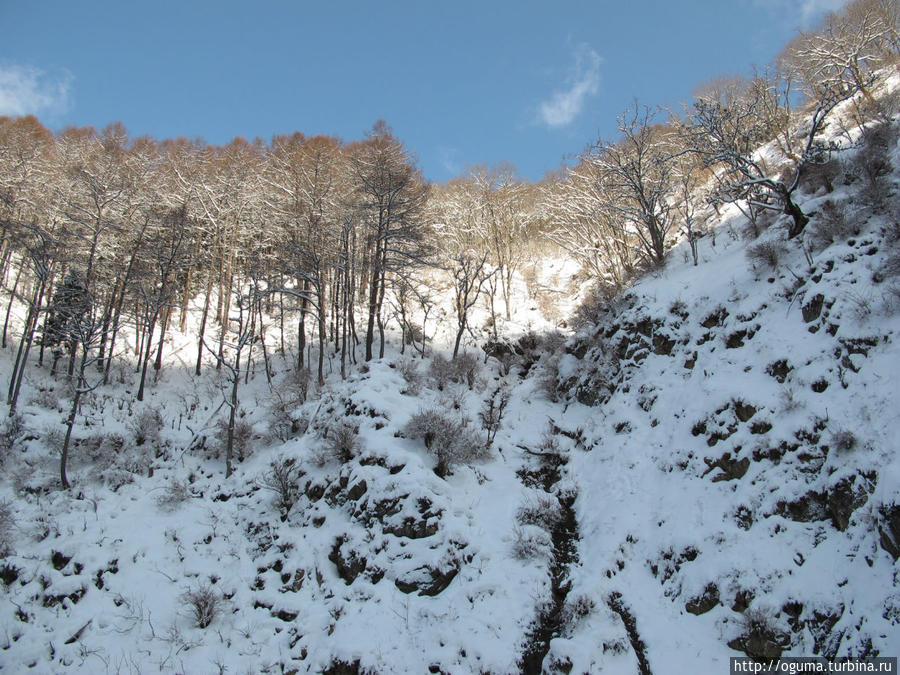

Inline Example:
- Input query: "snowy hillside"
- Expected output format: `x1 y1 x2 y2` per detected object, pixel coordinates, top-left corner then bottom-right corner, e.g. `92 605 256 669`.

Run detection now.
2 105 900 675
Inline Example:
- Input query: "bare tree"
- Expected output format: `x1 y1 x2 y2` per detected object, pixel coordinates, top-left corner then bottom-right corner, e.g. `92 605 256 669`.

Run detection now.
688 82 857 239
350 121 429 362
590 104 678 267
58 284 108 489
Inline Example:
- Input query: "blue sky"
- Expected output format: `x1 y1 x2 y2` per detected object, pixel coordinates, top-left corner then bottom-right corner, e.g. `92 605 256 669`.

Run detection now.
0 0 845 182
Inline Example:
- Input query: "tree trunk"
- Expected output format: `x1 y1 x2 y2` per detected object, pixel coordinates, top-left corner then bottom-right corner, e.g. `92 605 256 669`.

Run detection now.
136 310 159 402
195 272 214 376
8 279 46 415
2 262 24 349
225 348 241 478
60 351 88 489
784 190 810 239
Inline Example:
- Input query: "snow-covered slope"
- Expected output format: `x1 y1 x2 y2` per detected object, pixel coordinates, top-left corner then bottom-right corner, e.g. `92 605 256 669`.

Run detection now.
542 125 900 671
1 106 900 674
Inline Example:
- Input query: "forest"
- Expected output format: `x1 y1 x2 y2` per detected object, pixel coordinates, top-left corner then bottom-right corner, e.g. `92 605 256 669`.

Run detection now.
1 1 900 673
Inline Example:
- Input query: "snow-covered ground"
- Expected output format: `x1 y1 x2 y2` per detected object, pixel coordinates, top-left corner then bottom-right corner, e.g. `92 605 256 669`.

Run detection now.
2 99 900 674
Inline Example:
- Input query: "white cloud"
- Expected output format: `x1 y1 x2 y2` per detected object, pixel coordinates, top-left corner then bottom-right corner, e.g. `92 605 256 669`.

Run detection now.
537 44 602 129
751 0 847 27
0 64 72 117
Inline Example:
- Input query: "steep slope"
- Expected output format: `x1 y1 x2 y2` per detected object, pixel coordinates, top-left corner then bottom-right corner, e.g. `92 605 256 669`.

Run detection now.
2 103 900 675
541 119 900 671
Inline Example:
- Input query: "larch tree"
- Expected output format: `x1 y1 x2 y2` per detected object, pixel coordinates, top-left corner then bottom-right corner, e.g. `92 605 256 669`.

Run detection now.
350 121 429 362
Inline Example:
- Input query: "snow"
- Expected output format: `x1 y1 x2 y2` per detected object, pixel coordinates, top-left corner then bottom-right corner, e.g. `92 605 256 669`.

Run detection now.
1 86 900 674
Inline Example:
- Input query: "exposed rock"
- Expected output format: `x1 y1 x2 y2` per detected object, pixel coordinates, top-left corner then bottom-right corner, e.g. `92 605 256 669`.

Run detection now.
652 334 675 356
395 564 459 596
734 402 757 423
776 473 875 531
346 480 367 501
703 452 750 482
802 294 825 323
726 330 748 349
685 583 720 615
766 360 792 383
701 307 728 328
329 537 367 585
878 504 900 560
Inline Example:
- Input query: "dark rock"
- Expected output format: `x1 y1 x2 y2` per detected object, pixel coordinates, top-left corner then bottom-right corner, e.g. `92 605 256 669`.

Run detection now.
750 420 772 434
766 360 792 383
703 453 750 481
686 583 720 615
701 307 728 328
346 480 367 502
395 564 459 596
878 504 900 560
734 402 757 423
329 537 367 585
652 334 675 356
323 660 361 675
802 294 825 323
726 330 747 349
811 378 829 393
776 474 874 531
731 589 754 613
50 551 71 571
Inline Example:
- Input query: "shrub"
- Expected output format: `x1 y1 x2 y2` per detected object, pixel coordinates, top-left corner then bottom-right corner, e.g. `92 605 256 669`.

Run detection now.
479 386 510 446
516 494 564 531
396 358 422 396
215 417 254 462
131 408 163 447
326 422 359 464
182 582 221 629
403 408 488 477
258 458 302 518
810 200 854 248
0 414 25 464
829 428 858 453
804 158 841 194
560 594 596 636
746 240 788 271
155 481 192 511
428 353 480 390
851 123 897 209
0 501 14 558
510 525 551 560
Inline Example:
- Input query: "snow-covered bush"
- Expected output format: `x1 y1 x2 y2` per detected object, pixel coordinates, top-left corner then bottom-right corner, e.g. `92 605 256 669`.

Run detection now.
829 428 858 453
326 422 359 464
403 408 488 477
810 200 854 248
396 357 422 395
560 594 596 636
851 123 897 209
429 352 480 391
0 501 14 557
155 480 192 511
0 413 24 464
746 240 788 271
130 407 163 447
803 157 841 194
215 417 254 462
510 525 551 560
479 386 510 446
258 458 301 518
516 494 564 531
182 582 221 629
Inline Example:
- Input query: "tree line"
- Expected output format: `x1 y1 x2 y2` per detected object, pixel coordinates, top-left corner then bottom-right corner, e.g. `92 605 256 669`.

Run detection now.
0 0 897 429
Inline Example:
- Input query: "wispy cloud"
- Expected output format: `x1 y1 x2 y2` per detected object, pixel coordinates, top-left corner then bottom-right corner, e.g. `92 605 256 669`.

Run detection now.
537 44 602 129
438 145 462 177
750 0 847 28
0 64 72 117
